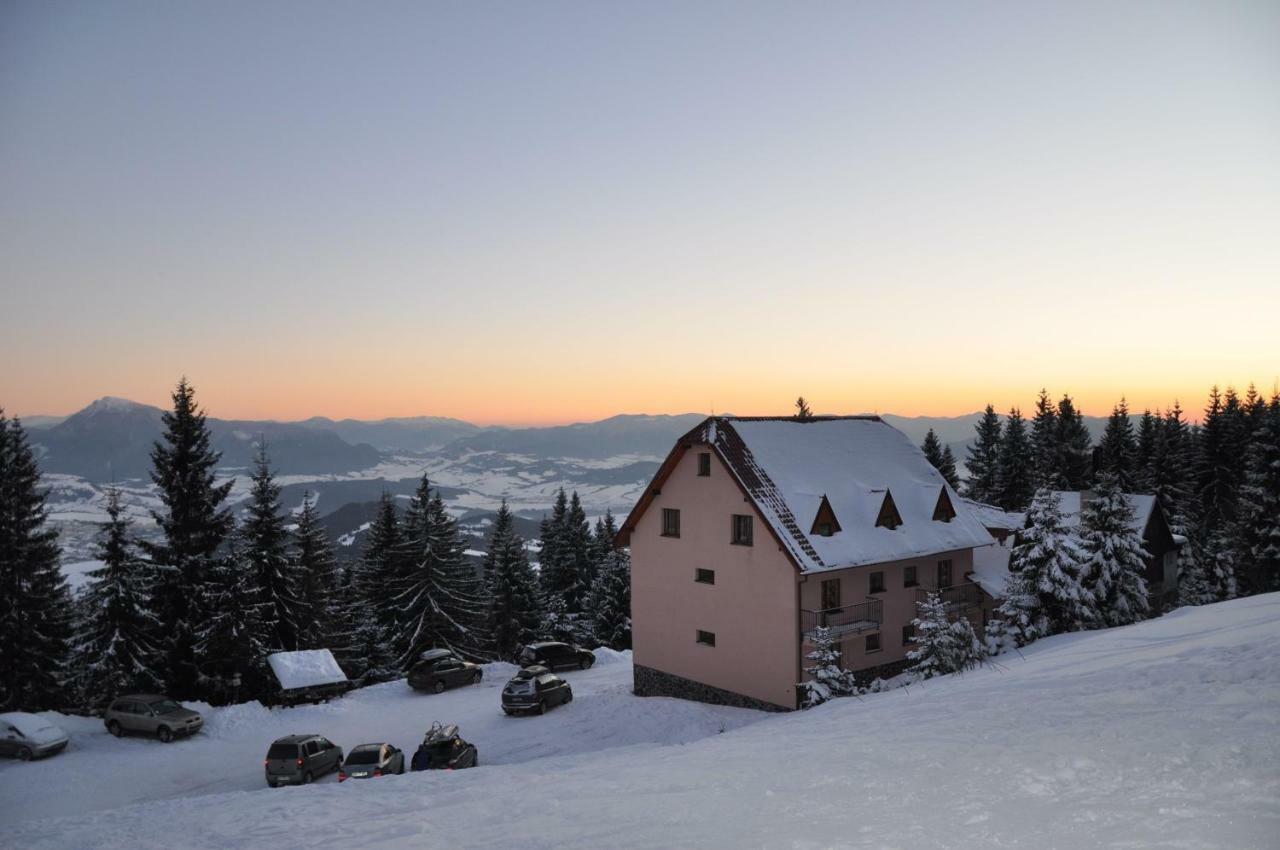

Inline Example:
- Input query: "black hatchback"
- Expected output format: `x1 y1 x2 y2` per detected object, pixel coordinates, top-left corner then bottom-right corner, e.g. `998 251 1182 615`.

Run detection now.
408 649 483 694
516 641 595 672
502 666 573 716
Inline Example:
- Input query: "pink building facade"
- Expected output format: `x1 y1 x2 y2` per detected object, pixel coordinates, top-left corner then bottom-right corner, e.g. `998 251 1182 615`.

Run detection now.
619 416 994 711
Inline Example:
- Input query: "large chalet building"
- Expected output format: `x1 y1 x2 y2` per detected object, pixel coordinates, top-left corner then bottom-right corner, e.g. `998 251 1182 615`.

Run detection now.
616 415 995 711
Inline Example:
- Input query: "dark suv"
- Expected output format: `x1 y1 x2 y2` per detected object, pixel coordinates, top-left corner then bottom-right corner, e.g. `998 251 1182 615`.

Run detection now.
264 734 343 787
410 723 478 770
408 648 483 694
517 641 595 671
502 666 573 716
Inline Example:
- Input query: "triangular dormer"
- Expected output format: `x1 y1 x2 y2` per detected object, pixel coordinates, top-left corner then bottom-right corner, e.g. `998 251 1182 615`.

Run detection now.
933 487 956 523
810 494 842 537
875 489 903 530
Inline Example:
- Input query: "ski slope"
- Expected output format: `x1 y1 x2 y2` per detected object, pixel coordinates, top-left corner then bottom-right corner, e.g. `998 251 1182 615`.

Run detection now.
5 595 1280 849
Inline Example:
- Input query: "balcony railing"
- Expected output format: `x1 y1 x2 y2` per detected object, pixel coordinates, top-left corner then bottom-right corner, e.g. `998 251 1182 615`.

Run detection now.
801 599 883 639
915 582 983 611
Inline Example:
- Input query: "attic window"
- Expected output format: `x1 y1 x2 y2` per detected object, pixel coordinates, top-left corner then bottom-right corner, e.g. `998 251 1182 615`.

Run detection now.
697 453 711 477
933 488 956 523
875 490 903 530
809 495 842 538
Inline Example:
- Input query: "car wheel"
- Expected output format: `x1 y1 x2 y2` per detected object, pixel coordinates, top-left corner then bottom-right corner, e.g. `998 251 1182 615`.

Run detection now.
473 751 478 767
502 708 512 716
565 690 573 703
268 779 277 788
17 747 33 761
472 671 482 685
303 771 313 785
157 726 173 743
433 679 446 694
537 700 546 715
107 720 123 738
579 657 591 670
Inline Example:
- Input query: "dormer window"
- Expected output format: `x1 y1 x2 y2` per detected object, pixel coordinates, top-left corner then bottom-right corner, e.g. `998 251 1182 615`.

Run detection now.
810 495 842 538
875 490 903 530
933 487 956 523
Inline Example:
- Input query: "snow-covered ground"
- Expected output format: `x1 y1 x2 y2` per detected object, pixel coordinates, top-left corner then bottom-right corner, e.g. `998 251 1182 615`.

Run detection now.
6 596 1280 848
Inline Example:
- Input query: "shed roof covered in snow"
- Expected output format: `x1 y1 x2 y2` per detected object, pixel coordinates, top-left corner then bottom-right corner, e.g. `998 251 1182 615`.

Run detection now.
267 649 349 691
619 416 996 573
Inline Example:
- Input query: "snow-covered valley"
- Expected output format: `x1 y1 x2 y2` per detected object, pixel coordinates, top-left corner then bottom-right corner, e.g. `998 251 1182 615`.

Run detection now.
5 594 1279 849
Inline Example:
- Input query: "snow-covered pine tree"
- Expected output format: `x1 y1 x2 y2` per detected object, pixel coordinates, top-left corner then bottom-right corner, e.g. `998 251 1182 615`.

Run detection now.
907 593 983 680
344 493 401 684
142 378 234 698
537 488 570 602
1236 393 1280 594
240 443 299 652
564 492 594 611
964 405 1003 503
586 544 631 650
1077 476 1149 627
485 501 543 660
73 487 162 709
194 539 271 704
1030 389 1060 488
291 492 341 650
995 407 1035 511
0 413 73 710
592 509 619 568
1097 398 1138 492
1008 488 1090 635
800 625 854 706
394 484 489 667
1054 394 1094 490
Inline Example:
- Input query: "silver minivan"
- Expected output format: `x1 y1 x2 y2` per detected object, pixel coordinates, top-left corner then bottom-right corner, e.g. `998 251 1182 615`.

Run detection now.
265 734 343 787
104 694 203 743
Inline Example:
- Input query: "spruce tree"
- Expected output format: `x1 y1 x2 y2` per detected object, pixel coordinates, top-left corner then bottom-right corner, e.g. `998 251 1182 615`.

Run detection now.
484 501 542 660
1237 393 1280 594
795 396 813 421
0 414 73 710
1097 398 1138 492
939 445 960 491
1054 394 1094 489
347 493 401 683
1030 389 1059 488
1006 488 1090 635
1077 476 1149 627
240 443 299 652
291 492 340 650
586 545 631 650
194 539 271 704
73 487 161 709
563 492 594 611
907 593 983 680
142 378 234 697
1134 409 1158 492
963 405 1003 503
592 509 619 567
994 408 1035 511
921 430 959 489
537 488 570 603
1197 386 1241 593
800 626 853 706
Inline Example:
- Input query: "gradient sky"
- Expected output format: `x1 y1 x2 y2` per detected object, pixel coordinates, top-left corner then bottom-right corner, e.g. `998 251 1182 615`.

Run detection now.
2 1 1278 426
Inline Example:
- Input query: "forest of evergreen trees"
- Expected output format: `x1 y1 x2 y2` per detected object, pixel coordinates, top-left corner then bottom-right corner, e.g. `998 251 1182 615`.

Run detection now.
0 380 631 713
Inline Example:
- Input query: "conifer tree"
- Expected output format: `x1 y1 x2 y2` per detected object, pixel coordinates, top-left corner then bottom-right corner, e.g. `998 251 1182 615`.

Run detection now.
0 414 73 710
142 379 234 697
586 545 631 650
1054 394 1094 489
291 492 340 650
994 408 1035 511
1030 389 1060 488
240 443 299 652
1005 488 1090 635
1097 398 1138 492
537 488 570 602
795 396 813 421
1077 476 1149 627
1134 409 1158 491
484 501 542 660
921 430 959 489
939 445 960 491
564 492 594 610
592 509 619 567
73 488 161 709
963 405 1003 503
349 493 401 678
800 626 854 706
907 594 983 680
1196 386 1241 591
1236 393 1280 594
195 540 271 704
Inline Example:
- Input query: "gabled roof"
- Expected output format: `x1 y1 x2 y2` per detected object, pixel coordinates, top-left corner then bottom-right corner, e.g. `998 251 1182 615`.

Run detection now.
618 416 995 573
1046 490 1157 537
958 498 1025 532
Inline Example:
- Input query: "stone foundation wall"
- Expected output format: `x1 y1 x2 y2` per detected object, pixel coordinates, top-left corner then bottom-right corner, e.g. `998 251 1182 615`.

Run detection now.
633 664 791 712
849 657 914 688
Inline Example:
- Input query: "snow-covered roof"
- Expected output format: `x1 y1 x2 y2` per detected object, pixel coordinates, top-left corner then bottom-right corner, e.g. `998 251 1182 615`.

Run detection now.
958 498 1024 532
682 417 997 573
1047 491 1156 537
267 649 349 691
970 539 1013 598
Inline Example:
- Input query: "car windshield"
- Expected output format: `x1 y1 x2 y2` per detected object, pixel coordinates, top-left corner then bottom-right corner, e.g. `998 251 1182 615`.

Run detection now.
148 700 182 715
267 743 298 759
346 748 381 765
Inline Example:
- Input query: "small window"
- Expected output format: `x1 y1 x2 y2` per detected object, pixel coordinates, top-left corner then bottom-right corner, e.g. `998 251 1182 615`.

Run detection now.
866 633 881 653
815 522 833 537
902 624 916 645
697 453 711 477
695 568 715 585
696 630 716 647
869 571 885 594
937 559 953 589
662 508 681 538
904 566 918 588
731 514 753 546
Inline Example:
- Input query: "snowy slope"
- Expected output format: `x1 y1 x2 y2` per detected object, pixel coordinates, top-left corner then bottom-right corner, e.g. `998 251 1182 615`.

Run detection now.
7 596 1280 849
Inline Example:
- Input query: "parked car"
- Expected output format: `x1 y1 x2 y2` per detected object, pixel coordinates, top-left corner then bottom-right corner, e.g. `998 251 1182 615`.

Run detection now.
502 666 573 715
339 743 404 781
408 648 484 694
410 723 478 771
0 712 69 761
103 694 203 742
264 734 343 787
517 641 595 671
